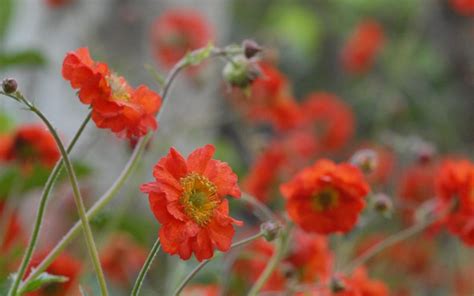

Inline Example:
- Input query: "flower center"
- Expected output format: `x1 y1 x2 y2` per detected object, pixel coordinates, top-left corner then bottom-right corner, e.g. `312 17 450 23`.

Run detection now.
107 73 131 101
179 173 219 226
312 188 339 212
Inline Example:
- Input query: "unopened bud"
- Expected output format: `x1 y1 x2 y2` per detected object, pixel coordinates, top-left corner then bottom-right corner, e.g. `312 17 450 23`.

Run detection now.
242 39 262 59
416 143 436 165
223 55 260 88
372 193 393 216
330 276 346 293
260 221 281 242
2 78 18 94
350 149 378 175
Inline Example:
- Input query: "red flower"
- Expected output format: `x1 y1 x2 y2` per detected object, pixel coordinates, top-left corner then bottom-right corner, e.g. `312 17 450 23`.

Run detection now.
0 201 25 253
233 239 286 292
229 62 300 131
285 228 333 284
100 233 147 285
62 47 162 139
151 9 214 70
182 284 219 296
141 144 242 261
342 267 389 296
25 251 82 296
435 159 474 246
449 0 474 15
0 124 60 170
341 20 384 74
280 159 369 234
300 92 355 152
45 0 73 8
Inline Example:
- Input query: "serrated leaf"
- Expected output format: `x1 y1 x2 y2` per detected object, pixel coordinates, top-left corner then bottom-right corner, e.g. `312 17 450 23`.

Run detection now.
184 42 214 66
18 272 68 294
0 50 47 69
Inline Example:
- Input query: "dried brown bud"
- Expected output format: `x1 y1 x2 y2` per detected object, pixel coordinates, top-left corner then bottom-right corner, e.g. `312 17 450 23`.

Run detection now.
372 193 393 215
2 78 18 94
330 276 346 293
260 221 281 242
242 39 262 59
350 149 378 175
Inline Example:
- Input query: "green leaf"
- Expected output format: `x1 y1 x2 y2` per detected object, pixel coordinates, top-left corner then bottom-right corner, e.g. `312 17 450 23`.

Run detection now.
184 42 214 66
17 272 68 294
0 0 13 42
0 50 47 69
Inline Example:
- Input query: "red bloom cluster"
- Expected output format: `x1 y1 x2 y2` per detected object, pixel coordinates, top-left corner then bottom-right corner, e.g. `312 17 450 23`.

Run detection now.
435 159 474 246
141 144 242 261
0 124 60 170
151 9 214 70
449 0 474 15
25 251 82 296
280 159 369 234
62 48 162 139
100 233 147 285
341 20 384 74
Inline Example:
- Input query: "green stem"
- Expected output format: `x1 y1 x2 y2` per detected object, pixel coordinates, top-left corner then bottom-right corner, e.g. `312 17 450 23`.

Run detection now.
241 192 275 222
6 111 91 296
247 234 286 296
173 231 265 296
131 238 161 296
10 94 108 296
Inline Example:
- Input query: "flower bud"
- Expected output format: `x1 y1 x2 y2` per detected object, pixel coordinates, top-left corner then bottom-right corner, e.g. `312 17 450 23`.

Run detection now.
242 39 262 59
330 276 346 293
260 221 281 242
416 143 436 165
372 193 393 216
350 149 378 175
222 55 260 88
2 78 18 94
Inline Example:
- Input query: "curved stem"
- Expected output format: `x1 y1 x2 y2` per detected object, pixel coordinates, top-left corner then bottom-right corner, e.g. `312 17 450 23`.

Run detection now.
131 238 161 296
6 111 91 295
173 232 265 296
247 234 286 296
241 192 275 222
20 45 234 289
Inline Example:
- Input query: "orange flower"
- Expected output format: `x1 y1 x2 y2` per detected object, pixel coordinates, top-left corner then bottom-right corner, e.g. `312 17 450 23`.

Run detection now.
62 47 162 139
342 267 389 296
0 124 60 170
182 284 219 296
280 159 369 234
229 62 300 131
233 239 287 292
100 233 147 285
341 20 384 74
449 0 474 15
141 144 242 261
151 9 214 70
435 159 474 246
285 228 333 284
25 251 82 296
300 92 354 152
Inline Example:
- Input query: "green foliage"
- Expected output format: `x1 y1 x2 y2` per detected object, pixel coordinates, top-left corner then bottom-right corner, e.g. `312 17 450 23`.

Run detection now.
16 272 68 294
0 0 13 42
0 50 46 69
0 112 15 134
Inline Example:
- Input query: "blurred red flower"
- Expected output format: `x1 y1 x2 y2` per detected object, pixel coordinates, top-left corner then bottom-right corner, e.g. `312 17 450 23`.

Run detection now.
280 159 369 234
100 233 147 285
0 124 60 170
449 0 474 15
62 47 162 139
0 201 25 253
300 92 354 152
182 284 219 296
45 0 73 8
435 159 474 246
341 20 384 74
25 251 82 296
141 144 242 261
229 62 300 131
151 9 214 71
341 267 389 296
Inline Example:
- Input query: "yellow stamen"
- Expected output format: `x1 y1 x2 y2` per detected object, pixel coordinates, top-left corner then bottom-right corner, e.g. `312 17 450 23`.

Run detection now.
107 73 131 101
179 173 219 226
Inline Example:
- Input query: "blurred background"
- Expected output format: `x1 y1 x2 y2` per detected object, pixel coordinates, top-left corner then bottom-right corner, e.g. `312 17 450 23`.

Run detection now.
1 0 473 295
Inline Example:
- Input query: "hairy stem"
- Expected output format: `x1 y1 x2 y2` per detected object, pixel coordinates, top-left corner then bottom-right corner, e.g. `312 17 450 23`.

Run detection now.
173 231 265 296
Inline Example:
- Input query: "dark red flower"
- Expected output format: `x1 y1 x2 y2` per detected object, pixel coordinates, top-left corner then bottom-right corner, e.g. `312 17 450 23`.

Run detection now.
25 251 82 296
449 0 474 15
300 92 355 152
0 124 60 170
62 47 162 139
141 144 242 261
100 233 147 285
341 20 384 74
45 0 73 8
151 9 214 70
280 159 369 234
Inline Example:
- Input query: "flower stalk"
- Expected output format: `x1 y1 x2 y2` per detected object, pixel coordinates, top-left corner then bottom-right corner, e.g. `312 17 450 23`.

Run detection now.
131 238 161 296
